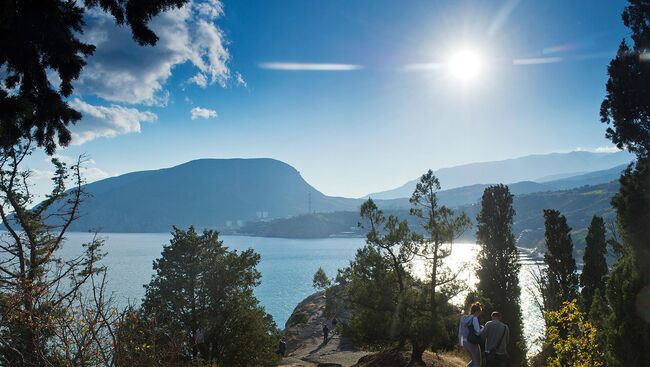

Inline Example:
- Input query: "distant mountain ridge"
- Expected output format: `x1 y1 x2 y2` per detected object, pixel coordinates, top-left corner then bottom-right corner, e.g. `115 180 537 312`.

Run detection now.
366 151 632 200
50 151 630 233
65 158 362 232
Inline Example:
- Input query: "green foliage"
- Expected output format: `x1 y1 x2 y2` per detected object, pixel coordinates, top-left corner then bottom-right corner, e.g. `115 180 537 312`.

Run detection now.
580 215 608 313
544 300 606 367
0 0 190 154
475 185 526 367
600 1 650 158
136 226 280 366
540 209 579 313
313 266 332 290
604 160 650 367
0 145 118 366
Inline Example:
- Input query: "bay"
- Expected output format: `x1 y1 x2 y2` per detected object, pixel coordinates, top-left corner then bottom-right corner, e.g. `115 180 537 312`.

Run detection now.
58 232 544 351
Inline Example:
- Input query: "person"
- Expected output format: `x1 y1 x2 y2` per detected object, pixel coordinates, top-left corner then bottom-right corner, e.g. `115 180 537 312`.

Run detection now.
481 311 509 367
323 324 329 343
458 302 482 367
277 337 287 357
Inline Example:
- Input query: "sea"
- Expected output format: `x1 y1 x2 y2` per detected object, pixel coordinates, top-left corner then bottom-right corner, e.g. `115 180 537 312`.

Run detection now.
57 232 545 351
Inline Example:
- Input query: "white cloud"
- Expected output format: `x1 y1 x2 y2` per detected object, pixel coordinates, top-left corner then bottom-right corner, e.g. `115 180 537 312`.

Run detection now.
593 145 622 153
188 73 208 88
235 72 247 87
190 107 218 120
82 166 111 182
69 98 157 144
258 62 363 71
513 57 562 65
77 1 230 104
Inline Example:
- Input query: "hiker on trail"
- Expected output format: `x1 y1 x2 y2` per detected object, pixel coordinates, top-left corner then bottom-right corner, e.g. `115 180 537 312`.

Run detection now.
277 337 287 356
332 317 338 329
323 324 330 343
481 311 510 367
458 302 482 367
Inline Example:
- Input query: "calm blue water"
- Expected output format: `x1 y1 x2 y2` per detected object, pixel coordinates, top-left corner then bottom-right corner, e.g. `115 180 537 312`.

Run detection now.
58 233 543 351
59 233 365 328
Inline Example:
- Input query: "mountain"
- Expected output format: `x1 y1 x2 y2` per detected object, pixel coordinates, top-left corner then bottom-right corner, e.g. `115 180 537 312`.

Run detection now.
52 154 628 233
423 164 629 208
366 151 632 200
243 181 620 256
63 158 362 232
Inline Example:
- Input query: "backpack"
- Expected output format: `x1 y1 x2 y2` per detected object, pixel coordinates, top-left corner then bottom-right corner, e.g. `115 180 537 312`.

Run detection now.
466 317 481 345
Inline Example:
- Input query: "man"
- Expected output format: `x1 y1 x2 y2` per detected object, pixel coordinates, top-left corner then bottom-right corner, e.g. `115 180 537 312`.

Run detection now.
481 311 509 367
323 324 329 343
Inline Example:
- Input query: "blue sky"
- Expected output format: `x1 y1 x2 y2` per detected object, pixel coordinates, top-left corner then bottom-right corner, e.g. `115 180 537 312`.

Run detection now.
28 0 629 198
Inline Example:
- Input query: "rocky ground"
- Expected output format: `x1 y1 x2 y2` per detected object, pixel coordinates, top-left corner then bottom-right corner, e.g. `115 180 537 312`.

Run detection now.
277 291 467 367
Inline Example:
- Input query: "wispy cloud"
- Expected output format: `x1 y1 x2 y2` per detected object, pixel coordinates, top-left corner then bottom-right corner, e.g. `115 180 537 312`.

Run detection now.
191 107 218 120
258 62 363 71
69 98 157 144
593 145 622 153
513 57 562 65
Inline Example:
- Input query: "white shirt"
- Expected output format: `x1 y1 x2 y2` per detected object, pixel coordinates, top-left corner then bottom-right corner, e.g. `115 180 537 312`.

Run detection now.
458 314 480 346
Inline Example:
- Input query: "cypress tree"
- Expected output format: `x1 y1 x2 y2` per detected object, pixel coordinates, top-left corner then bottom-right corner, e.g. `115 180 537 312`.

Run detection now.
580 215 608 313
475 185 526 367
604 160 650 367
540 209 579 313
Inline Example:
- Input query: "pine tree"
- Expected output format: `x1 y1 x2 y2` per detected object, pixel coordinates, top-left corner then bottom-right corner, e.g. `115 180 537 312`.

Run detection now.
1 0 192 154
475 185 526 367
604 160 650 367
540 209 579 313
580 215 608 313
139 226 279 366
599 1 650 364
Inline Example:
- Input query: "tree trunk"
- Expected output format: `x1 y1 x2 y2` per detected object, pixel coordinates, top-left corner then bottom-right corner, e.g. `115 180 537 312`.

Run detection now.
407 342 427 367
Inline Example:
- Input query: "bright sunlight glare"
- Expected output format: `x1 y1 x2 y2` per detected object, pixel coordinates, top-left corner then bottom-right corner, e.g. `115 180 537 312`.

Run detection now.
448 49 483 81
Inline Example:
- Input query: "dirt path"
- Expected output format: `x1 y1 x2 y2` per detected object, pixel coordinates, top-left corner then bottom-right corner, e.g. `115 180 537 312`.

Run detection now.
279 292 369 367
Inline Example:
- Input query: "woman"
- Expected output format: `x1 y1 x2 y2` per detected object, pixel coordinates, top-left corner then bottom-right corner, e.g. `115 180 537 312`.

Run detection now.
458 302 482 367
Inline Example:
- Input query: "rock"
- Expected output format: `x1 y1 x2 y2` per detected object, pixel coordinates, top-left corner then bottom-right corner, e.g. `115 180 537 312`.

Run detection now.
317 363 343 367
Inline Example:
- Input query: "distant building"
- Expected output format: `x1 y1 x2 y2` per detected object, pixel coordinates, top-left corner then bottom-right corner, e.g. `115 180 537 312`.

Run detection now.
237 220 245 227
225 220 233 228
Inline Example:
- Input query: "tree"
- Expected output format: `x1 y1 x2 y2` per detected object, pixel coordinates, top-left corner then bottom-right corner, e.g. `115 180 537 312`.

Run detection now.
475 185 526 367
540 209 579 313
313 266 331 290
344 199 416 345
604 160 650 367
599 2 650 365
544 300 606 367
139 226 279 366
600 1 650 158
408 170 470 365
0 0 191 154
0 142 117 366
580 215 608 313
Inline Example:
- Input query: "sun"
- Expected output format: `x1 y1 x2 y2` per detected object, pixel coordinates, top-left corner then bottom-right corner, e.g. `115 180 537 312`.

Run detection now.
448 49 483 81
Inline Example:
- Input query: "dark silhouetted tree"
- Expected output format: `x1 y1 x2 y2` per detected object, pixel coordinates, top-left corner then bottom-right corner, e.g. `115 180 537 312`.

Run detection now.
580 215 608 313
599 2 650 365
475 185 526 367
0 0 191 154
408 170 470 365
139 226 279 366
604 160 650 367
540 209 579 313
600 1 650 158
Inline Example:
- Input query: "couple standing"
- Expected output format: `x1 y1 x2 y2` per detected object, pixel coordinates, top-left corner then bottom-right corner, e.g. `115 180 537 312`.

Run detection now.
458 302 509 367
